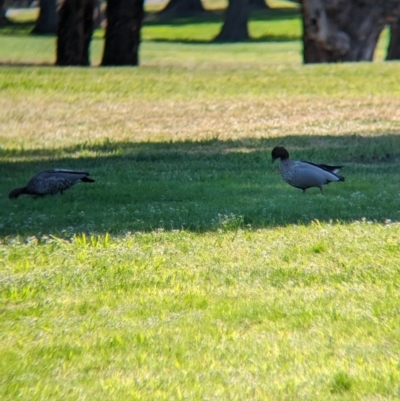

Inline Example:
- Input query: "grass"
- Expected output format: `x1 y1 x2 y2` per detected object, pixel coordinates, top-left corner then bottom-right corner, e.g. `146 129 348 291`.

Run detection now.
2 225 400 399
1 4 400 401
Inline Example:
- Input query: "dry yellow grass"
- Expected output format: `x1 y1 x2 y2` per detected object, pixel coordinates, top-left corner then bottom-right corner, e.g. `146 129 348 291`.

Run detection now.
1 95 400 150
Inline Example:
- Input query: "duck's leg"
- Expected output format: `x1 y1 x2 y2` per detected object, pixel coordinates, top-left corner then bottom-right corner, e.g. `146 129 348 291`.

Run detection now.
302 188 306 194
319 186 324 194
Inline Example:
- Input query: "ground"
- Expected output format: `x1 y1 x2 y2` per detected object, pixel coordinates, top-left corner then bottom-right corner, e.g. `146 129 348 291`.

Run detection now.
1 3 400 400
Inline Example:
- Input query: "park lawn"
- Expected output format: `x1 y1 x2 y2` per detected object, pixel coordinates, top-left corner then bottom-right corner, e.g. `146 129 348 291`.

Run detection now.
2 225 400 400
1 4 400 401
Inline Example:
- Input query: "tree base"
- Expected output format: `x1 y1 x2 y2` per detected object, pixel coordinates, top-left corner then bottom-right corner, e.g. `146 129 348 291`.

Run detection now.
387 18 400 60
101 0 144 66
213 0 250 43
30 0 58 35
301 0 400 63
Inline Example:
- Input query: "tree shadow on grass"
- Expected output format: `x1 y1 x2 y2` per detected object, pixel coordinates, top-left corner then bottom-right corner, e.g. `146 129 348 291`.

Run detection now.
145 7 300 25
144 7 301 43
0 21 34 36
1 134 399 239
0 7 300 43
0 61 54 67
147 33 299 44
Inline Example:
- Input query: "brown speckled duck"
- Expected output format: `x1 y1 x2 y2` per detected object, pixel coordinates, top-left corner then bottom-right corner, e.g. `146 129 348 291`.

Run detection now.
271 146 344 194
9 169 95 199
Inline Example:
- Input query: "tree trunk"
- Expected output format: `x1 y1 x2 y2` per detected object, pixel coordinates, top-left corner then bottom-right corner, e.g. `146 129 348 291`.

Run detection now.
0 0 10 26
387 17 400 60
159 0 204 17
93 0 102 28
214 0 249 42
301 0 400 63
249 0 269 10
56 0 95 66
101 0 144 66
31 0 58 34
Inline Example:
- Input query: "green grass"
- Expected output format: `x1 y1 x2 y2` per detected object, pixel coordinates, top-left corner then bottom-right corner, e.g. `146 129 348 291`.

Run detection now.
2 225 400 400
1 5 400 401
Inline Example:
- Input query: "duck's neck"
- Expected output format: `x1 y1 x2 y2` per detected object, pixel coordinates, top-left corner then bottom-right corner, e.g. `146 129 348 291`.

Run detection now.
279 158 292 168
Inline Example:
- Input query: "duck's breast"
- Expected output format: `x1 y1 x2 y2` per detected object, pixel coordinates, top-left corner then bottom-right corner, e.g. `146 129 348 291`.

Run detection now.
278 159 296 184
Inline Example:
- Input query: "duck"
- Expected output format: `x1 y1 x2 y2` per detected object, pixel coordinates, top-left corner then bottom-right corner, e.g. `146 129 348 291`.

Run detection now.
271 146 344 194
9 169 95 199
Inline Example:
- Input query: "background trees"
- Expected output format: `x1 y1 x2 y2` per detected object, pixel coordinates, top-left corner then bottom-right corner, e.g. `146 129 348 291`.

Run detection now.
387 17 400 60
0 0 10 25
31 0 58 34
101 0 144 66
214 0 270 42
3 0 399 65
54 0 144 66
56 0 95 66
301 0 400 63
214 0 249 42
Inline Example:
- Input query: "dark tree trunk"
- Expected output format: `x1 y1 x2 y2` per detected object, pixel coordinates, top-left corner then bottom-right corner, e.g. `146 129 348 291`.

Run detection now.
0 0 10 26
159 0 204 17
387 17 400 60
249 0 269 10
56 0 95 66
31 0 58 34
301 0 400 63
93 0 102 28
214 0 249 42
101 0 144 66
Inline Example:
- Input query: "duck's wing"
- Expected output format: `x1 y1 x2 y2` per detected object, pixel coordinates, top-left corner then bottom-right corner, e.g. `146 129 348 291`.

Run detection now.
52 168 90 176
294 161 344 188
301 161 343 174
51 170 95 184
42 169 93 181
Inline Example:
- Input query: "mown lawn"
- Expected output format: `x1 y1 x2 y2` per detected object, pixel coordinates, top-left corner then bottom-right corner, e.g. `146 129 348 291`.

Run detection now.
1 3 400 400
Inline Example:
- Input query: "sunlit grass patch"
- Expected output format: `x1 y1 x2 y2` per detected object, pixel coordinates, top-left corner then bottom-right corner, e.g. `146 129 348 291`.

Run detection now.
1 224 400 399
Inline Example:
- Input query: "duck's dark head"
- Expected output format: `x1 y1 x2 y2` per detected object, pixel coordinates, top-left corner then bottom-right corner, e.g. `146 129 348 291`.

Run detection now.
271 146 289 163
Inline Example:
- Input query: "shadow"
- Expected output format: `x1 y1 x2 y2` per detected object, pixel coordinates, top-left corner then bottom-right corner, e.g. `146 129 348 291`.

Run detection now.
1 134 399 239
0 7 300 43
144 7 300 43
144 7 300 25
0 61 54 67
0 20 34 36
148 34 299 44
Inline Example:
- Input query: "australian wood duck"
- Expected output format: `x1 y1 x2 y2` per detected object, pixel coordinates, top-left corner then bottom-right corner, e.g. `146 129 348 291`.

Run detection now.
271 146 344 194
9 169 95 199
